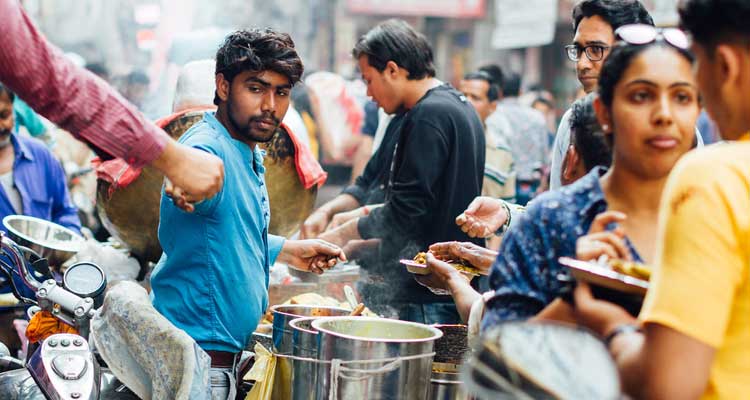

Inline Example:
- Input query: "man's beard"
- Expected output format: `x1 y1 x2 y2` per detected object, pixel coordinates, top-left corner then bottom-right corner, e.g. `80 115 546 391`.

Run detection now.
227 101 280 144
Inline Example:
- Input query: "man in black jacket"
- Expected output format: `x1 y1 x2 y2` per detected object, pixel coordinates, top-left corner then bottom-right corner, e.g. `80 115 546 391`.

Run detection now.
319 19 485 324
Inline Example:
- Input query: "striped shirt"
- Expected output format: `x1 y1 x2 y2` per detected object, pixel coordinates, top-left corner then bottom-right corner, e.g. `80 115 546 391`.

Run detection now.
0 0 168 168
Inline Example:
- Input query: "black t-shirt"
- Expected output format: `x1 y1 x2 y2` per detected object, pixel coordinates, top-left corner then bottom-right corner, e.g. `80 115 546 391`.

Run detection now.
358 84 486 303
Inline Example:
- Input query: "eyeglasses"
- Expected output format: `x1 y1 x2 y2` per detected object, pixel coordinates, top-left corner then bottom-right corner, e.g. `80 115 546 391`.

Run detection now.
614 24 690 49
565 44 610 62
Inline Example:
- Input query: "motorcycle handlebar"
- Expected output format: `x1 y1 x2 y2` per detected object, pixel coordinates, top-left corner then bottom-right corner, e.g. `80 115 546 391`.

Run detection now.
0 232 42 292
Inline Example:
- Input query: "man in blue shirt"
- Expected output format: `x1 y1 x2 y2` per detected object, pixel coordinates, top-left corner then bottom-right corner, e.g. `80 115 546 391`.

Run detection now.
0 83 80 232
0 83 80 350
150 29 345 399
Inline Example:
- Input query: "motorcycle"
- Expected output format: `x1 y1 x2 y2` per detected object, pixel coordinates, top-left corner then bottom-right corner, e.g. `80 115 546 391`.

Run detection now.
0 231 138 399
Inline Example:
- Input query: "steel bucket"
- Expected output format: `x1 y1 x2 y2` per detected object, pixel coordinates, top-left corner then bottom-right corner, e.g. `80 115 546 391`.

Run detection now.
289 317 321 400
429 363 468 400
312 317 443 400
271 305 349 400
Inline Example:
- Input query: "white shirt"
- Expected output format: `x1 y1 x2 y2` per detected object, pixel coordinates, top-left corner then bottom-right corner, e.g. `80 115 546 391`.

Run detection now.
0 170 22 214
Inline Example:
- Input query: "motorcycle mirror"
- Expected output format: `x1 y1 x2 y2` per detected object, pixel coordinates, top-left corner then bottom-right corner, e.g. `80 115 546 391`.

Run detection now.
462 322 621 399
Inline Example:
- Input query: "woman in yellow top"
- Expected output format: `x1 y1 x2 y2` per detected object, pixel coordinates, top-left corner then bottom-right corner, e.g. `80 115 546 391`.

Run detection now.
573 1 750 398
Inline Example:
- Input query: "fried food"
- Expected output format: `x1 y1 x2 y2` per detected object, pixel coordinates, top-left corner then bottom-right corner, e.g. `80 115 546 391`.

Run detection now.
413 251 481 276
414 252 427 264
260 292 377 325
609 259 651 281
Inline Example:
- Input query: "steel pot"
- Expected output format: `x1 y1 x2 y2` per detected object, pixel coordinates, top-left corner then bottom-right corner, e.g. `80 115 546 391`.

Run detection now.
312 317 443 400
289 317 321 400
271 305 349 400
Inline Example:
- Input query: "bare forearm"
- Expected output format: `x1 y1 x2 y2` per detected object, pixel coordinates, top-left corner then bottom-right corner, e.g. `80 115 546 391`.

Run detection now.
609 333 647 397
447 277 481 323
320 194 361 216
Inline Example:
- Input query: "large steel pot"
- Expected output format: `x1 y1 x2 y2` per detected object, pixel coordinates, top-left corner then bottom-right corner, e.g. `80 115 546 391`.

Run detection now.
270 305 349 400
312 317 443 400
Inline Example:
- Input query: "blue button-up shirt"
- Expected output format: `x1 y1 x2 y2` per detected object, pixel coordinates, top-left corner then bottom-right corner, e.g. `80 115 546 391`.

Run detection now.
0 134 80 232
151 112 285 353
483 167 642 328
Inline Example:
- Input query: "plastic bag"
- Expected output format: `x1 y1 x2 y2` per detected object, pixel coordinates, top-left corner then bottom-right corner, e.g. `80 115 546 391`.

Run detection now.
244 343 277 400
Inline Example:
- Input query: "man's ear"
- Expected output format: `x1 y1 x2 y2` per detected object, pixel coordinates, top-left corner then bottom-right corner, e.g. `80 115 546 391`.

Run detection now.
713 44 743 101
215 73 230 103
593 95 613 139
385 60 406 80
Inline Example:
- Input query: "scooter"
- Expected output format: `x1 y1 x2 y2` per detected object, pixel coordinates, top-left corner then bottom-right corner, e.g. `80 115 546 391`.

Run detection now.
0 231 138 399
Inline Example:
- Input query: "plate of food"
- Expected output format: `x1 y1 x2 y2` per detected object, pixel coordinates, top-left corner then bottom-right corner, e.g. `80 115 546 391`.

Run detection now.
558 257 650 297
400 252 482 276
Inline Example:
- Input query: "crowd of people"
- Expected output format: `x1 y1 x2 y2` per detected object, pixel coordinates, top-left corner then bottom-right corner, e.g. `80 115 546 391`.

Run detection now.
0 0 748 398
298 0 749 398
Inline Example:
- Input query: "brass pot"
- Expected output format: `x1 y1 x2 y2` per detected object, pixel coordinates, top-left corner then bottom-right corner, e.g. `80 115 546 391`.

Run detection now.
96 110 317 263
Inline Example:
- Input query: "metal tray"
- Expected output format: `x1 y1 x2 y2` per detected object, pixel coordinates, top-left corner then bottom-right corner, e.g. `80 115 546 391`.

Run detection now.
559 257 649 297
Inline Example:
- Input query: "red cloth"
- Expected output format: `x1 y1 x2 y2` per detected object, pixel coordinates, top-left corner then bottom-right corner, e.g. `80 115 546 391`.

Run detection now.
280 122 327 189
95 111 326 197
0 0 169 168
93 109 205 197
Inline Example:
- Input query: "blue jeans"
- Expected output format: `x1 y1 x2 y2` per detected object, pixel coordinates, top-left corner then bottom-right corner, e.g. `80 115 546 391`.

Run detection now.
210 365 237 400
395 303 461 325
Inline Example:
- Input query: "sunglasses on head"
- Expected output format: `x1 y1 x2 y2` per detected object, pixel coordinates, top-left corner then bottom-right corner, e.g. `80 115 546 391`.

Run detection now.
614 24 690 50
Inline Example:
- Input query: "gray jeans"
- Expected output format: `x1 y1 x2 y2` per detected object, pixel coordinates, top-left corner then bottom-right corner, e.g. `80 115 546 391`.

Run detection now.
210 364 237 400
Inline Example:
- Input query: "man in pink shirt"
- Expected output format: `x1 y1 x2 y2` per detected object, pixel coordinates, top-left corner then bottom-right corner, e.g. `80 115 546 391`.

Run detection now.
0 0 223 207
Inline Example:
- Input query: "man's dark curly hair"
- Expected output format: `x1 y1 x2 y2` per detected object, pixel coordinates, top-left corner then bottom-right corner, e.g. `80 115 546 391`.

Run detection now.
213 28 304 105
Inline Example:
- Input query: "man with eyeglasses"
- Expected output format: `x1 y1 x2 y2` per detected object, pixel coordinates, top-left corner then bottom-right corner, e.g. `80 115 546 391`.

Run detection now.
550 0 654 190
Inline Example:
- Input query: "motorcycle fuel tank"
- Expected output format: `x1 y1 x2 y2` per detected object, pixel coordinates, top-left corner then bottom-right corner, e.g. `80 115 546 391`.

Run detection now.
27 333 99 400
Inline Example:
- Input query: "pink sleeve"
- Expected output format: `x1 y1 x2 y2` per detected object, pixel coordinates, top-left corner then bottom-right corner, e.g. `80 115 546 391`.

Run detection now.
0 0 168 168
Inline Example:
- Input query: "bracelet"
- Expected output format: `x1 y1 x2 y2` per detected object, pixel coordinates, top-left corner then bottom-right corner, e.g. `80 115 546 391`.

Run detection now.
495 200 513 236
362 205 370 216
604 324 641 347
